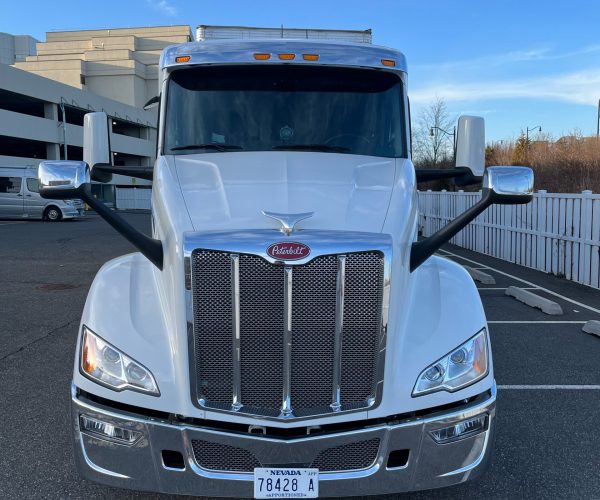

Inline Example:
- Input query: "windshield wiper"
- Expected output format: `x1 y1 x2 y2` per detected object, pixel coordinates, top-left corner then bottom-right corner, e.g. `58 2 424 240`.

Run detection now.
272 144 350 153
169 143 243 152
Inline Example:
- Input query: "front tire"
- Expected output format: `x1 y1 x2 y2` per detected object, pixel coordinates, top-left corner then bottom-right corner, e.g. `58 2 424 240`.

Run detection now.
44 206 62 222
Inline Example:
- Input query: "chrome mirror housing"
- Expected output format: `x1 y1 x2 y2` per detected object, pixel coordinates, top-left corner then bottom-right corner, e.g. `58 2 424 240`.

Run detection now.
483 166 534 204
38 160 90 200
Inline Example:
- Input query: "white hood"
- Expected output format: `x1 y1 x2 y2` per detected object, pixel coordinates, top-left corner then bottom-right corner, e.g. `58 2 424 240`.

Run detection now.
174 152 397 233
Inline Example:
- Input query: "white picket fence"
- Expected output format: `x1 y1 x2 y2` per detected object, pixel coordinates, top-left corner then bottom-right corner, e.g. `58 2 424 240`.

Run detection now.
115 187 152 210
418 190 600 289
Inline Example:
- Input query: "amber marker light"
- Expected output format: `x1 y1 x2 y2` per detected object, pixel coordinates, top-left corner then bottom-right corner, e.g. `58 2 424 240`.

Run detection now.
381 59 396 67
278 53 296 60
254 53 271 60
302 54 319 61
81 329 97 374
175 55 191 63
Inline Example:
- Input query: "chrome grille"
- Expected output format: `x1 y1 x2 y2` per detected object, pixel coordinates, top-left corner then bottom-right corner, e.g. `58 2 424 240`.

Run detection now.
191 440 261 472
310 438 381 472
191 249 385 418
291 255 337 411
239 255 284 414
192 251 233 406
341 253 384 403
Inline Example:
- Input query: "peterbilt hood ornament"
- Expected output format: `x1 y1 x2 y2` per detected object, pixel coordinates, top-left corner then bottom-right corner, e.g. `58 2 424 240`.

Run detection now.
262 210 315 235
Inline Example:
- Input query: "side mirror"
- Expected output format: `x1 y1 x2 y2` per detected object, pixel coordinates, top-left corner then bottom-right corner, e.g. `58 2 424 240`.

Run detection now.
455 115 485 179
415 115 485 186
38 160 90 199
483 166 534 204
38 158 163 269
411 165 534 271
83 112 112 183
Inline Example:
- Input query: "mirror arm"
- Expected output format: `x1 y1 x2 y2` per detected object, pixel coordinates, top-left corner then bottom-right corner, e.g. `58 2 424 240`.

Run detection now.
415 166 482 186
79 185 163 270
410 189 493 272
93 164 154 181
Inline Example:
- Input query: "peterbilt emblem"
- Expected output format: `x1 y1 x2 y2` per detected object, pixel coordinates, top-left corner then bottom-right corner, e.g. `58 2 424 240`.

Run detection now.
267 242 310 261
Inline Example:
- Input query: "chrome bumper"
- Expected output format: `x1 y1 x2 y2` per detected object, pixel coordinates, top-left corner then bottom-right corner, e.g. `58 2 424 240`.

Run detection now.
71 383 496 497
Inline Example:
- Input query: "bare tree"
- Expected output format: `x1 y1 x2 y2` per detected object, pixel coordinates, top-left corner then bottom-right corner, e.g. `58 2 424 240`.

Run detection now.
412 97 455 167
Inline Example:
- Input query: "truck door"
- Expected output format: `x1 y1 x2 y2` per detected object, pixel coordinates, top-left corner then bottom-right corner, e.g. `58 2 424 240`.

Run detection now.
0 176 24 218
24 177 45 219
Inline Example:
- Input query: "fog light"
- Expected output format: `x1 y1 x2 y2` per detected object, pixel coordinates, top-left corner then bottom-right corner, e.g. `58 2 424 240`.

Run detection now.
430 414 488 444
80 415 141 445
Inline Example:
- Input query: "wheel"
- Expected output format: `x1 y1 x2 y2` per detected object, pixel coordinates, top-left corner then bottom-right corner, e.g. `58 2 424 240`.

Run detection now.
44 206 62 222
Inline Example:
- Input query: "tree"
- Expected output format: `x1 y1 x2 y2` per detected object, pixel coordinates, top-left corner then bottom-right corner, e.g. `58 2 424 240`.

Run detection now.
511 134 529 165
412 97 455 167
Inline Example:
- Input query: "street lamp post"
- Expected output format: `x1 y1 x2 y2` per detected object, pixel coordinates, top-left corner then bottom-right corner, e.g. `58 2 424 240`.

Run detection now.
597 99 599 137
429 125 457 159
526 125 542 142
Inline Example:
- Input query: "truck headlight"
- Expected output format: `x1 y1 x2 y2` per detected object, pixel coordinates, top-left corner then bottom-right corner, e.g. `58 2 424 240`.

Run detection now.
80 326 159 396
412 328 488 397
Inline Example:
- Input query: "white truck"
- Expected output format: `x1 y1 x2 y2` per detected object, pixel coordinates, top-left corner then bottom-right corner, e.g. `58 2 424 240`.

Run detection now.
38 39 533 498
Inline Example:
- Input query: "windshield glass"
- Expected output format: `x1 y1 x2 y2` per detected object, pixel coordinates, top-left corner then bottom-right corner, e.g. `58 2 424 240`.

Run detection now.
164 65 406 158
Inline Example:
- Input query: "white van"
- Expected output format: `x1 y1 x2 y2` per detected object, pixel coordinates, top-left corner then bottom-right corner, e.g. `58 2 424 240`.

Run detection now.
0 166 84 221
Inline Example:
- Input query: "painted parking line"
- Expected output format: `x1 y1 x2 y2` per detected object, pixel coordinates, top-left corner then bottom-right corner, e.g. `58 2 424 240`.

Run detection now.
440 249 600 315
477 287 540 291
488 320 587 324
0 221 26 226
498 385 600 390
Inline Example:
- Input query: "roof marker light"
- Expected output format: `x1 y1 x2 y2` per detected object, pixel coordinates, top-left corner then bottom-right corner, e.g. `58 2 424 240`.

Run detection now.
175 55 191 63
381 59 396 67
278 53 295 60
302 54 319 61
254 53 271 60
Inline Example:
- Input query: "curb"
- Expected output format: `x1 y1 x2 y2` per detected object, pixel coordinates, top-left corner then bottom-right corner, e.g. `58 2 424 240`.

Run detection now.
582 320 600 338
464 266 496 284
505 286 563 315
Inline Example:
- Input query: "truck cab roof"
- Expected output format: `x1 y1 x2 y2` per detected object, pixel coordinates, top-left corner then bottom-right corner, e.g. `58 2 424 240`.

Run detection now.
160 39 407 73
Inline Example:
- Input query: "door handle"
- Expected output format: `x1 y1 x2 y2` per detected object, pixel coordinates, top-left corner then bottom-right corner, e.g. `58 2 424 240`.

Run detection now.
17 194 22 197
26 194 32 197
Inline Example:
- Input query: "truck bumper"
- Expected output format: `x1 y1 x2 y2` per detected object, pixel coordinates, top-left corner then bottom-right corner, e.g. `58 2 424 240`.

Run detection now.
71 383 496 497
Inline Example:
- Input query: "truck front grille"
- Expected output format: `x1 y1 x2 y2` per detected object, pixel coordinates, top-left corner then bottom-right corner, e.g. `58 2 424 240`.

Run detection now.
190 438 381 473
310 438 380 472
191 440 261 472
191 249 385 419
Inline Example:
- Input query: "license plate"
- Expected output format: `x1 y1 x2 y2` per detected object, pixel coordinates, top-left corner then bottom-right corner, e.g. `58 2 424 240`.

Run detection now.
254 468 319 499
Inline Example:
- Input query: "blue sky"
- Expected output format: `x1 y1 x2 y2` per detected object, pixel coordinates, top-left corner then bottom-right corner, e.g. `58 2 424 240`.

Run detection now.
1 0 599 141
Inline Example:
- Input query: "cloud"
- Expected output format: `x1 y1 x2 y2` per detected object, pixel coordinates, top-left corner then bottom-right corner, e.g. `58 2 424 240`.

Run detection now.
412 45 600 72
146 0 177 16
410 69 600 107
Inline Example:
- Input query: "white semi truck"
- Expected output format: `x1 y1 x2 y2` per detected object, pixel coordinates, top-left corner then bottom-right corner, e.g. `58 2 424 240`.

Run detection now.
38 39 533 498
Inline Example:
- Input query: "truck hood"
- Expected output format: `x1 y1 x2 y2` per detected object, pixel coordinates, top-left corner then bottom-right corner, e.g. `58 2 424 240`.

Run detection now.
173 152 396 233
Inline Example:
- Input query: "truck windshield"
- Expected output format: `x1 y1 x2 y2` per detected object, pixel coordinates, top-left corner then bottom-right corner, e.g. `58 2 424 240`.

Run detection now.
164 65 406 158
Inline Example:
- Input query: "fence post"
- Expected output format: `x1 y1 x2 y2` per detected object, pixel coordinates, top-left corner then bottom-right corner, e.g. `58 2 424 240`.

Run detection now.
536 191 547 271
580 190 593 285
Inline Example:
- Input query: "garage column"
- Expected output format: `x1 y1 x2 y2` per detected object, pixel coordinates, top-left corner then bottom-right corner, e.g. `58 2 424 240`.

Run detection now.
44 102 60 160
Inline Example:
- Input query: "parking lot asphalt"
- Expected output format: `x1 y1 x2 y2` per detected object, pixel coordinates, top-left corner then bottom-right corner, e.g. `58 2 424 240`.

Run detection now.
1 214 599 499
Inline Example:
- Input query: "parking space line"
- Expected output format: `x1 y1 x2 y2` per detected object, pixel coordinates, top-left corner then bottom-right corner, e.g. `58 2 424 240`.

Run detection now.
488 320 587 324
477 287 540 290
498 385 600 390
0 222 26 226
441 250 600 315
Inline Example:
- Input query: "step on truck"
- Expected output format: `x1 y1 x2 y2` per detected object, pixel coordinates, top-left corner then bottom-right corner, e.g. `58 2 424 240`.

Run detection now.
38 39 533 498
